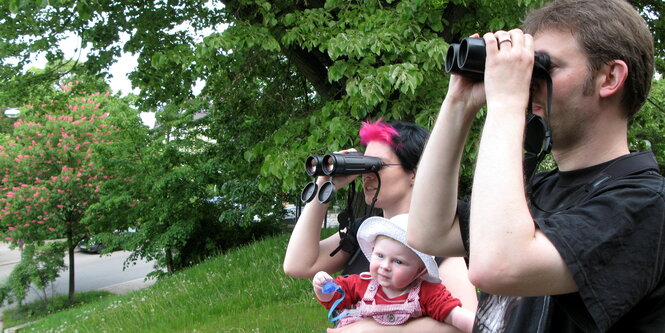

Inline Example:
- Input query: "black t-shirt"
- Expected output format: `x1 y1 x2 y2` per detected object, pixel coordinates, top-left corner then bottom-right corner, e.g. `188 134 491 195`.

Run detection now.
459 151 665 332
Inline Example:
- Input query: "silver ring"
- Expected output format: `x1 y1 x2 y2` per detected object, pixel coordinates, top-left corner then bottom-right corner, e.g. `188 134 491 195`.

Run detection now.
498 36 512 45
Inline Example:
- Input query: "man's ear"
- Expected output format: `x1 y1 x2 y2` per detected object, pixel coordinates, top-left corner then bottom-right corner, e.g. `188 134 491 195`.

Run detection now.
598 60 628 98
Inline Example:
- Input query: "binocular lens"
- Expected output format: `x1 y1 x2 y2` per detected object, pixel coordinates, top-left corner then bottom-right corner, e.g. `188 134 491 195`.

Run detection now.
445 37 550 80
457 38 486 73
444 44 460 74
322 155 336 175
305 155 325 177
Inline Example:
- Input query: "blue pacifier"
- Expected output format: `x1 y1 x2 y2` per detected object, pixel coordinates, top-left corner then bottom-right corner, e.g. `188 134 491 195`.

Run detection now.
322 279 349 322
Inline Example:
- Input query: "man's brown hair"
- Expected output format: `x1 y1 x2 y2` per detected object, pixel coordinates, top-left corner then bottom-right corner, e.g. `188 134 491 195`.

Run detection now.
523 0 654 118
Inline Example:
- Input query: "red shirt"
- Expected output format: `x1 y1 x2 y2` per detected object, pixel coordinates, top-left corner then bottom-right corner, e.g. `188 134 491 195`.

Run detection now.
319 274 462 322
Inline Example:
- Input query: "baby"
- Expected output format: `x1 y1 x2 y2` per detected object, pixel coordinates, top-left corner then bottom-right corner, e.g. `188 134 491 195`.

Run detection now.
313 214 474 332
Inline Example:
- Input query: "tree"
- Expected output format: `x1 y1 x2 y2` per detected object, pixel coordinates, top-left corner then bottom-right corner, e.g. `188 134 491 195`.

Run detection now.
0 0 663 244
631 77 665 173
0 242 67 308
0 81 134 303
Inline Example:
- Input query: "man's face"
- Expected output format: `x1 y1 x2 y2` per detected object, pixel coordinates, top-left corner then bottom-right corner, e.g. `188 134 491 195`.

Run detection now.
531 29 599 151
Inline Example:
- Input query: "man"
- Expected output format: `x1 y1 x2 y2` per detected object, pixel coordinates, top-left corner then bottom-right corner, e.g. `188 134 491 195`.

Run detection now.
408 0 664 332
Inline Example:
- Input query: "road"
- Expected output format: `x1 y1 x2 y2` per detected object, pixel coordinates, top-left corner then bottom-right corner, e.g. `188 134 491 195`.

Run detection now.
0 244 157 311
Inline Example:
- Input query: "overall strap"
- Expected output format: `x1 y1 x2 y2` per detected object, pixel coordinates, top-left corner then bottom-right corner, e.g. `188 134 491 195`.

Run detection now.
362 279 381 302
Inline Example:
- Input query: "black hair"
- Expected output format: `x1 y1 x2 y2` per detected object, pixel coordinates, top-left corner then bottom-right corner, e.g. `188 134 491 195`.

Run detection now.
388 121 430 172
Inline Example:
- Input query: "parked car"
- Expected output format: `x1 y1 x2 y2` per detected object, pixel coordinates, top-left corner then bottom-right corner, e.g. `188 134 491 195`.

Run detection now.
283 204 297 224
78 228 136 254
78 239 105 254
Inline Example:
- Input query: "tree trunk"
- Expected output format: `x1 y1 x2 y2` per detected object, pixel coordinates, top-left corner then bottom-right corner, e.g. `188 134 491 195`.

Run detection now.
165 246 174 273
67 226 76 304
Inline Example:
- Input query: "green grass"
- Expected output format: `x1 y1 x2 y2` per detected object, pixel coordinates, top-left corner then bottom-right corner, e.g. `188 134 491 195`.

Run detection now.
2 290 113 328
20 230 338 332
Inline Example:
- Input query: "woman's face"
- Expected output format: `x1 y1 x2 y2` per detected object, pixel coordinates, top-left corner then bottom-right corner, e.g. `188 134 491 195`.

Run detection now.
362 141 414 213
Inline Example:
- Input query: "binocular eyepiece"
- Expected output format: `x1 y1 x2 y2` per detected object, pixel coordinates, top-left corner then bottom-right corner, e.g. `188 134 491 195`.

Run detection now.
445 37 551 79
301 152 387 204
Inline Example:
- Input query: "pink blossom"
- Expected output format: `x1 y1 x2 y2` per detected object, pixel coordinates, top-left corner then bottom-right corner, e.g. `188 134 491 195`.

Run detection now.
49 227 56 231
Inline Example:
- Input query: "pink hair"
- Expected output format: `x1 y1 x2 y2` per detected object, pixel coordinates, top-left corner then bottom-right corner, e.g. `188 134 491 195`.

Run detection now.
359 118 399 147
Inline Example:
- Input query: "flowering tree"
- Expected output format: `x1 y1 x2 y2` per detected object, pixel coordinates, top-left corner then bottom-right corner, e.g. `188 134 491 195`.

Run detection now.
0 81 122 303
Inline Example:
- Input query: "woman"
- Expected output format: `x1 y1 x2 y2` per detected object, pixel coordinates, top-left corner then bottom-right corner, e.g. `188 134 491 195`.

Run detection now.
284 119 477 332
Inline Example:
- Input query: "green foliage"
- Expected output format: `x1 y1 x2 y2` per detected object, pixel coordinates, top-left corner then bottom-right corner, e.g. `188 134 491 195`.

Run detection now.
1 0 663 198
0 242 67 307
630 77 665 173
0 82 125 247
88 96 285 276
0 2 663 283
0 79 141 302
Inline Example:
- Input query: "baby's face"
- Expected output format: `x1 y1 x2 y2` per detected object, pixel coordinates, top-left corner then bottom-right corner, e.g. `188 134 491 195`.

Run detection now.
369 236 424 292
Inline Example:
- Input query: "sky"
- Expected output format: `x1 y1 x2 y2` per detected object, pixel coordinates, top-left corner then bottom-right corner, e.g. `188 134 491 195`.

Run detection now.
29 33 157 128
17 10 221 129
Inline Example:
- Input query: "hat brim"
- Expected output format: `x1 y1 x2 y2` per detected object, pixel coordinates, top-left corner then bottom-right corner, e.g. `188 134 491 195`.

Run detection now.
357 215 441 284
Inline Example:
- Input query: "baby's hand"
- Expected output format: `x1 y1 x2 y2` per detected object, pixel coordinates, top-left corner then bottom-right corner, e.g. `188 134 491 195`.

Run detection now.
313 271 333 291
313 271 334 302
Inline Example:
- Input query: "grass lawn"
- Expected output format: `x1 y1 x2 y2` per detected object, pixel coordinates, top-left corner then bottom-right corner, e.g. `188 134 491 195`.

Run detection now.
17 230 337 332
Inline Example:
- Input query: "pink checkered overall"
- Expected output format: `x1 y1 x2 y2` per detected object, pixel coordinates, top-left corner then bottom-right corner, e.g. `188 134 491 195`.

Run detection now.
337 279 423 327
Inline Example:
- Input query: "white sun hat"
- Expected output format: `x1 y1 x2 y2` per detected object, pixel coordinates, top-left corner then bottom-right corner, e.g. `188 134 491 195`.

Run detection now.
357 214 441 284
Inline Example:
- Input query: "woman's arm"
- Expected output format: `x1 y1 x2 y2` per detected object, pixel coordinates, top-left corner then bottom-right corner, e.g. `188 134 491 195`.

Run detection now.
284 156 359 278
445 307 475 333
327 317 465 333
438 257 477 312
283 178 351 278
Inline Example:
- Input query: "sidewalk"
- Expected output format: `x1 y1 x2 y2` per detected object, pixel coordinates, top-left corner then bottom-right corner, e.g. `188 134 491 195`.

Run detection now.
99 277 157 294
0 243 20 268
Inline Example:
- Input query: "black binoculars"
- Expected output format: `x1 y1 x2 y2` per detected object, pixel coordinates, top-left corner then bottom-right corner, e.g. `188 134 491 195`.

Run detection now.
445 37 551 80
301 152 385 203
305 152 384 177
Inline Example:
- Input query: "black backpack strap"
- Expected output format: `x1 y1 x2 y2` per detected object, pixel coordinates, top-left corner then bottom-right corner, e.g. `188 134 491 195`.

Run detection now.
530 151 659 213
585 151 659 193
